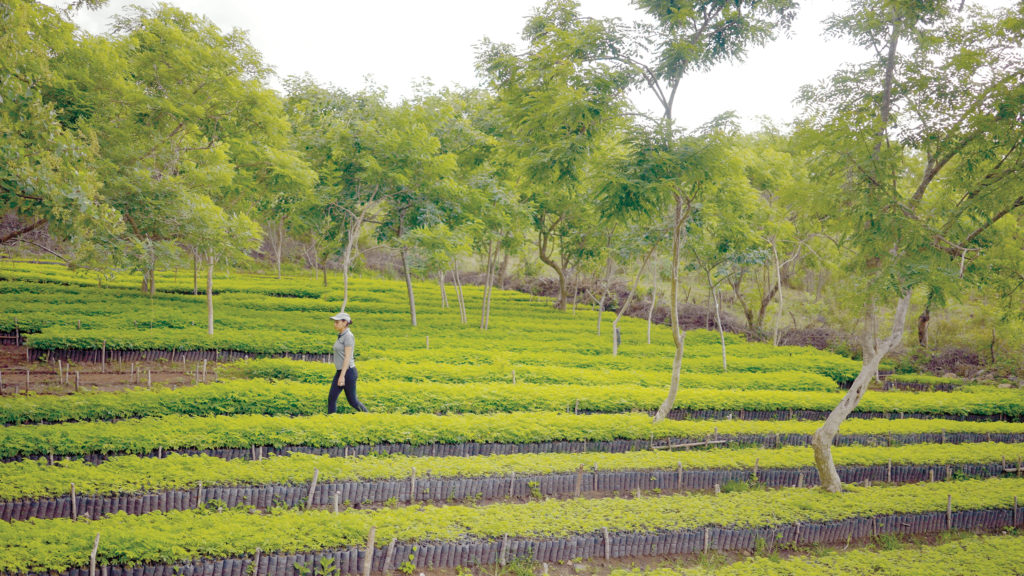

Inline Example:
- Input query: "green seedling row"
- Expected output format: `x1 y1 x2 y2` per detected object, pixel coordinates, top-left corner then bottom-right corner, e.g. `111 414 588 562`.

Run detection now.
3 442 1023 501
4 372 1023 426
3 412 1024 460
0 477 1021 573
610 533 1024 576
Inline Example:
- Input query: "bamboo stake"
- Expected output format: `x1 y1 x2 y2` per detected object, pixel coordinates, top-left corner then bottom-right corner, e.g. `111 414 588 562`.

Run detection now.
90 533 100 576
410 467 417 503
362 527 376 576
383 538 397 574
306 468 320 509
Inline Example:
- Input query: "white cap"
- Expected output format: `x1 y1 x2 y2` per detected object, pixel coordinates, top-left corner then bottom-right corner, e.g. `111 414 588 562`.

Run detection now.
329 311 352 323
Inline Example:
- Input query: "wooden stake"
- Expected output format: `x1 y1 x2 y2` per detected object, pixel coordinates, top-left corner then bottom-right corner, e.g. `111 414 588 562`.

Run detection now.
71 482 78 520
197 481 204 507
946 494 952 529
798 472 805 488
704 527 711 553
203 359 208 383
887 460 892 483
677 462 683 490
253 549 261 576
410 467 417 503
58 360 63 386
147 370 152 389
929 469 935 483
101 340 106 373
89 533 100 576
500 534 509 566
383 538 397 574
306 468 320 509
603 527 611 560
508 471 515 498
333 491 340 514
713 483 720 495
75 371 80 392
362 527 376 576
511 369 516 384
753 458 759 480
425 336 429 349
945 465 952 482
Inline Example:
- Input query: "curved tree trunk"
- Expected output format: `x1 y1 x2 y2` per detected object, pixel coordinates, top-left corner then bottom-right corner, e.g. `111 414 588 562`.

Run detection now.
401 247 417 327
655 195 689 422
811 292 911 492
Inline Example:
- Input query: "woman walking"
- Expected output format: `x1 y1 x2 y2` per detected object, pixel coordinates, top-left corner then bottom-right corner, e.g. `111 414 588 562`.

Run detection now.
328 311 367 413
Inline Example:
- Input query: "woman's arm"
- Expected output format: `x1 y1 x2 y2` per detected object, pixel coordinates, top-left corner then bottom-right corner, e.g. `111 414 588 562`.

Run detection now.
338 347 353 381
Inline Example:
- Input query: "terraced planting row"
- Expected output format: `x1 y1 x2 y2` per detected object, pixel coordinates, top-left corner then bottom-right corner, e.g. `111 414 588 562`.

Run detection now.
613 533 1024 576
2 478 1022 574
6 412 1024 462
3 263 1021 575
3 443 1022 521
4 372 1021 425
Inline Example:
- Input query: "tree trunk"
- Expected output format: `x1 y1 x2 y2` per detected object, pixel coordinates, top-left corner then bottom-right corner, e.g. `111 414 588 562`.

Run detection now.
917 290 933 348
499 248 510 290
340 204 372 313
206 257 215 335
438 272 448 308
655 195 689 422
401 248 417 327
612 245 656 356
481 241 497 330
713 287 727 371
538 228 567 310
452 260 467 325
647 262 658 345
771 242 784 346
811 293 911 492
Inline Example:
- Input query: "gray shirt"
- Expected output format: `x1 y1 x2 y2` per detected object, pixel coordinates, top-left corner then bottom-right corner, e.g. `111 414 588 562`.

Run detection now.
332 329 356 370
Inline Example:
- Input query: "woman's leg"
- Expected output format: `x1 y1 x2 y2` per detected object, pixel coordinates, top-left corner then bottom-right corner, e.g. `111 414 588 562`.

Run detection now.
343 367 368 412
327 370 343 414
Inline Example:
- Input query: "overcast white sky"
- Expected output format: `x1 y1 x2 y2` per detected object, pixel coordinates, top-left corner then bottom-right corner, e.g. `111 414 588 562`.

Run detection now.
57 1 1013 131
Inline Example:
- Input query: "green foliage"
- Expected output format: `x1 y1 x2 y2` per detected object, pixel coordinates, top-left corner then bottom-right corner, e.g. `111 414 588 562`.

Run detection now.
611 533 1024 575
1 478 1022 573
2 411 1023 461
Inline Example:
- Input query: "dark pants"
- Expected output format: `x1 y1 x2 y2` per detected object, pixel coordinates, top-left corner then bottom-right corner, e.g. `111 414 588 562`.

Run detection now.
328 367 367 413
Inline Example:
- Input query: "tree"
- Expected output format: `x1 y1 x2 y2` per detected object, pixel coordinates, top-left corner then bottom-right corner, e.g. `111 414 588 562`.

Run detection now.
0 0 120 250
374 95 459 327
796 0 1024 491
477 0 629 310
285 78 390 301
600 0 797 421
79 5 289 293
179 194 262 334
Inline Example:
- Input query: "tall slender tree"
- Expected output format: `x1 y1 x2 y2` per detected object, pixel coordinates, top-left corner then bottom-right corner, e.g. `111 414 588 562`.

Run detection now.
797 0 1024 491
